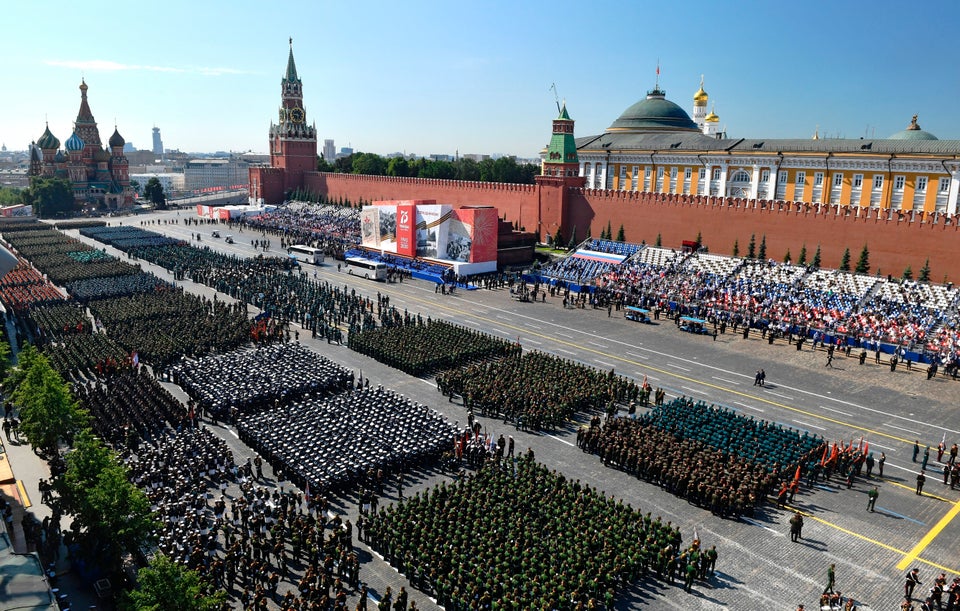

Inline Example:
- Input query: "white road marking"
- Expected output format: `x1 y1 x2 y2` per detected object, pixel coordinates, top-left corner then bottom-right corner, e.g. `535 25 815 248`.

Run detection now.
547 434 575 447
664 362 691 371
228 429 239 438
596 360 616 368
627 352 648 359
524 339 543 345
556 348 575 355
767 391 795 400
818 405 851 416
887 424 920 436
555 332 574 339
734 401 765 413
711 376 741 385
793 420 826 431
681 386 703 394
864 441 896 451
740 516 784 536
589 341 608 348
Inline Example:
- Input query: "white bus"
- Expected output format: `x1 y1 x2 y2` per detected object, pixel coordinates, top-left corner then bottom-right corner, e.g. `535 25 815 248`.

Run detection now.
345 256 388 280
288 245 325 265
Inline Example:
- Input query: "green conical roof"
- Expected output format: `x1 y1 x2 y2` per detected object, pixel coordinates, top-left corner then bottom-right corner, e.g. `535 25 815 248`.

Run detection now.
558 103 571 120
285 38 300 83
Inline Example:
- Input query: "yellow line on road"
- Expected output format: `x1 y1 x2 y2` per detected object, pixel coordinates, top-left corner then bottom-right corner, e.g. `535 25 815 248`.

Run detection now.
897 498 960 570
877 475 954 503
786 503 960 575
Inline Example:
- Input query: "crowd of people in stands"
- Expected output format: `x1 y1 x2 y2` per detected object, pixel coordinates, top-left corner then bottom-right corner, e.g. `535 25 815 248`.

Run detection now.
437 351 640 430
240 201 361 259
367 454 716 609
535 239 960 368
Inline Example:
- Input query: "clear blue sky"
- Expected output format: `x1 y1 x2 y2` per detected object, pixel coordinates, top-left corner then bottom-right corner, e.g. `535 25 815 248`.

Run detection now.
3 0 958 158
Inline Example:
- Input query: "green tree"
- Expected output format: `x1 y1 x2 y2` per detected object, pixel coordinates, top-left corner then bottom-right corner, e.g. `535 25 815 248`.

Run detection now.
143 178 166 209
351 152 387 176
605 221 612 241
128 180 141 196
798 244 808 265
27 176 75 218
552 227 563 248
616 224 625 242
655 233 662 247
0 186 26 206
317 155 334 172
58 430 157 572
839 248 851 271
902 266 913 280
855 244 870 274
419 160 457 179
455 158 480 181
812 244 822 268
333 153 355 173
732 239 739 258
121 554 226 611
919 258 931 282
747 234 756 259
12 351 88 455
695 231 703 248
758 235 767 260
567 225 579 249
783 249 792 264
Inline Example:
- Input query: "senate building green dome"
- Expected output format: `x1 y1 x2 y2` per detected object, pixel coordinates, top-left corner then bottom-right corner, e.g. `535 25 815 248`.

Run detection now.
889 114 938 141
608 88 700 133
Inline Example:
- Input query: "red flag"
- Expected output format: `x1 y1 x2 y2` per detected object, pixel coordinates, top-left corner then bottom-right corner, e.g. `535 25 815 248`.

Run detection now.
829 443 838 464
863 440 869 456
819 444 828 466
793 465 801 485
858 436 864 452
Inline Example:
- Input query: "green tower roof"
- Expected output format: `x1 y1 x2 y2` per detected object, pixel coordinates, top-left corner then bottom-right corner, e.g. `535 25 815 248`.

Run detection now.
546 103 578 165
285 37 300 83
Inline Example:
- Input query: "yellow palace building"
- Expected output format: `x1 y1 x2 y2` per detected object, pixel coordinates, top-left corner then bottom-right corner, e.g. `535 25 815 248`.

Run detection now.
575 78 960 216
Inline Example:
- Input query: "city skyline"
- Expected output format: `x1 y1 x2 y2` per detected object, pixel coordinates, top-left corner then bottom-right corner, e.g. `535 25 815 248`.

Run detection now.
3 0 959 158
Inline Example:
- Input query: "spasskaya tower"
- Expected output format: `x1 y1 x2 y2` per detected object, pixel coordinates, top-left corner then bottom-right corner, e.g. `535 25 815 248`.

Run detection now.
249 38 318 205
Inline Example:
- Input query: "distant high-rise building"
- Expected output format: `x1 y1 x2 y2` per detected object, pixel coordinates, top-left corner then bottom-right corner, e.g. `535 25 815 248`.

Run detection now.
339 147 353 157
323 139 335 162
152 127 163 155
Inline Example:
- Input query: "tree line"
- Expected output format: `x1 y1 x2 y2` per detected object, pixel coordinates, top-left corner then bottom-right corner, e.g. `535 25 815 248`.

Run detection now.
318 152 541 184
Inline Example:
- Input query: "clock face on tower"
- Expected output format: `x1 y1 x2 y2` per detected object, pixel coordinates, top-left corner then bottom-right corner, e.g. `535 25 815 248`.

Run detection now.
290 108 304 123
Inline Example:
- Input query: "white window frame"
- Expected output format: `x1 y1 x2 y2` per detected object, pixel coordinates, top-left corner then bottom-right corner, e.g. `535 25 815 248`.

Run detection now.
939 177 951 193
712 168 721 181
760 169 770 183
894 175 905 191
685 168 692 180
631 166 639 191
833 173 843 187
814 172 824 186
916 176 927 192
657 167 664 179
670 167 678 179
795 171 806 185
853 174 863 188
873 175 884 189
619 165 627 189
778 171 788 184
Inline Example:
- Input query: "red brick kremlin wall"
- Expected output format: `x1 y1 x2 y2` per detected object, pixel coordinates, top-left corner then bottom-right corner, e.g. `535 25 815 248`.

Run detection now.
307 172 960 282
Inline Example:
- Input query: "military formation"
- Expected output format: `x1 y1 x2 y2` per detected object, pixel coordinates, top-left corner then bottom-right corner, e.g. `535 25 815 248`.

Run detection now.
437 351 640 430
350 319 521 377
367 454 716 610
